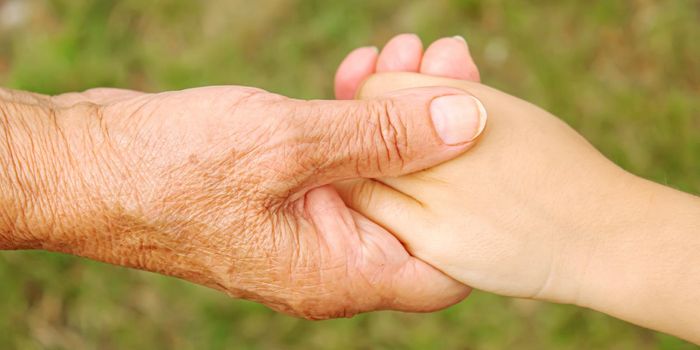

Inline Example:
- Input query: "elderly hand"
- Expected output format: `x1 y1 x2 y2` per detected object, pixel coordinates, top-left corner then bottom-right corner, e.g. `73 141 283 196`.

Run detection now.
0 76 486 318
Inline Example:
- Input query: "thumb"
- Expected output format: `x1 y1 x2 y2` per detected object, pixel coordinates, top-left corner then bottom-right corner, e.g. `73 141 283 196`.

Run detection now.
289 86 487 185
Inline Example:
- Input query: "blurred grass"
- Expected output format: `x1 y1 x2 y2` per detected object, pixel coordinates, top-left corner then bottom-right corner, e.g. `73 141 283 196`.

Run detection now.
0 0 698 349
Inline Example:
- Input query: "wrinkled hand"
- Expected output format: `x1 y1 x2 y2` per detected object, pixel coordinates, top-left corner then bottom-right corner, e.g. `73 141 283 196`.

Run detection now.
21 84 485 318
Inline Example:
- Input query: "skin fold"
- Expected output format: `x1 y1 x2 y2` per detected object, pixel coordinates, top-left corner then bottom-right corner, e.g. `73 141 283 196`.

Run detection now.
0 82 484 319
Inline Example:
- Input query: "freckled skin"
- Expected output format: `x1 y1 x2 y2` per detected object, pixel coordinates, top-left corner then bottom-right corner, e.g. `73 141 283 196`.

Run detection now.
0 85 470 319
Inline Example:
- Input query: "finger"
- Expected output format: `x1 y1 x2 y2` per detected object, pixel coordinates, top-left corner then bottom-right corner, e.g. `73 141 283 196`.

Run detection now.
420 36 481 81
286 86 488 187
304 185 469 312
332 179 468 309
333 179 428 251
356 72 492 195
350 210 471 312
357 72 482 99
376 33 423 73
334 46 379 100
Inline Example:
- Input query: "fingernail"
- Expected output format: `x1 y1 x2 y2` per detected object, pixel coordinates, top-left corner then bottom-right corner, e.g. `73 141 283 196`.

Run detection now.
452 35 467 44
430 95 487 145
366 46 379 53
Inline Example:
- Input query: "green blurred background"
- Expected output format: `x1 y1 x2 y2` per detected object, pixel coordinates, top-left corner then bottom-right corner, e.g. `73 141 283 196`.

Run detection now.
0 0 698 349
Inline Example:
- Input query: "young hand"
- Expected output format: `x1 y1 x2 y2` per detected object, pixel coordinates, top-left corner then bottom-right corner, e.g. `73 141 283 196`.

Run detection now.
334 35 700 343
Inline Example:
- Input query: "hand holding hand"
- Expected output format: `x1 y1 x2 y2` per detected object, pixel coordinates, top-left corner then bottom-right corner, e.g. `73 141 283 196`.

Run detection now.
335 65 700 342
1 82 487 318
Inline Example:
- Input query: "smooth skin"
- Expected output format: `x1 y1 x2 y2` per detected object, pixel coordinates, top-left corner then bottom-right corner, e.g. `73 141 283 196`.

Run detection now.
335 34 700 343
0 71 492 318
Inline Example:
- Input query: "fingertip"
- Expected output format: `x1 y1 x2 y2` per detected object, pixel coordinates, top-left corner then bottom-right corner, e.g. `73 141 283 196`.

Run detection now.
335 46 379 100
430 94 488 145
420 36 481 81
376 33 424 73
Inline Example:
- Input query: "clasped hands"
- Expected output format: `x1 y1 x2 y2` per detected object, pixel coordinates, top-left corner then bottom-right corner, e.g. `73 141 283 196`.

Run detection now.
2 34 698 343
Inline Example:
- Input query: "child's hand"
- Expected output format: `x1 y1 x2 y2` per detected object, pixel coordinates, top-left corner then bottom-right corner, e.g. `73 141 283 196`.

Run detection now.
338 72 632 302
332 35 624 303
333 35 700 343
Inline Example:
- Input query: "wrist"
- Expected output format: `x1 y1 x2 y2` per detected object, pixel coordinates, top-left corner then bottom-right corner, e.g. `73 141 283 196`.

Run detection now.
0 95 105 250
531 168 650 304
0 96 60 248
563 175 700 340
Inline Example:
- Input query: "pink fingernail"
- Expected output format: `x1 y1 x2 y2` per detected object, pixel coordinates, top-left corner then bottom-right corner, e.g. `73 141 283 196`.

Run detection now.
430 95 487 145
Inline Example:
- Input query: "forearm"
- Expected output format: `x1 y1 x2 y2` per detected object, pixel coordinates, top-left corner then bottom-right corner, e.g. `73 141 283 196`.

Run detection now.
576 177 700 343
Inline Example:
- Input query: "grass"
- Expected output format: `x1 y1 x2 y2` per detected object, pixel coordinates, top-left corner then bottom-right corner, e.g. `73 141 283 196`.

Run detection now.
0 0 698 349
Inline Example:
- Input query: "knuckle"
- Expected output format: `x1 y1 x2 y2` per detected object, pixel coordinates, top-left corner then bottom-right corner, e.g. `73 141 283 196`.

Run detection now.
368 99 409 174
67 100 104 121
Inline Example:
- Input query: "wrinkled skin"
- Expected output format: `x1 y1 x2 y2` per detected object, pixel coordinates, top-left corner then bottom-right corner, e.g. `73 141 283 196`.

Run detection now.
2 85 472 319
1 34 488 319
